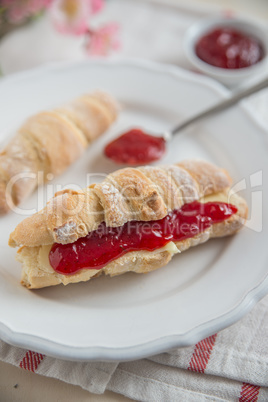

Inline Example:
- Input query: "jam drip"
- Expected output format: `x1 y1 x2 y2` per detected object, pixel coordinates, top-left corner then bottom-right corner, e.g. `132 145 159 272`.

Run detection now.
49 201 237 275
104 129 166 165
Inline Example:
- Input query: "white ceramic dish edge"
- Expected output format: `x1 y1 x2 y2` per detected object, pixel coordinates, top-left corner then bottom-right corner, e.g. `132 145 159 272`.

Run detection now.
0 58 267 361
0 271 268 362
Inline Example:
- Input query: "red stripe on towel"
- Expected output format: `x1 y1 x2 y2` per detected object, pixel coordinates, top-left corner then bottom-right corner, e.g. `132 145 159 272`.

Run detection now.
19 350 44 372
187 334 217 373
239 383 260 402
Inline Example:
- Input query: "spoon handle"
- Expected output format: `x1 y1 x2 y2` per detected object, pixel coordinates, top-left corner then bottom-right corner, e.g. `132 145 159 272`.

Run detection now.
170 76 268 136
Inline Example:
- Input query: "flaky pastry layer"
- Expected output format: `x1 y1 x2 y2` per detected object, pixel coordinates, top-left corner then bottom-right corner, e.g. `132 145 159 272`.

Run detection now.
0 91 119 214
9 160 233 248
9 160 248 289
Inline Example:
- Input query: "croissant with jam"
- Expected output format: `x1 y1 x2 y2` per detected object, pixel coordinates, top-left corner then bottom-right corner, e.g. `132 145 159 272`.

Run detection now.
9 160 248 289
0 91 118 214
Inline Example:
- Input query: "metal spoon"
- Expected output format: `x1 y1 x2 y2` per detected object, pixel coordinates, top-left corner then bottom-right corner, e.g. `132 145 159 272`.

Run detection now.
105 76 268 165
164 76 268 140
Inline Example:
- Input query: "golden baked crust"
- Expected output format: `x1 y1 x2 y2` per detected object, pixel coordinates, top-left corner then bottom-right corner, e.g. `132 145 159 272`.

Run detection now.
9 160 232 248
9 160 248 289
0 91 119 214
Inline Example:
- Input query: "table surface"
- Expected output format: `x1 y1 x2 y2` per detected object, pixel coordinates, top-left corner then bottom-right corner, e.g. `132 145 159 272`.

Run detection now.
0 0 267 401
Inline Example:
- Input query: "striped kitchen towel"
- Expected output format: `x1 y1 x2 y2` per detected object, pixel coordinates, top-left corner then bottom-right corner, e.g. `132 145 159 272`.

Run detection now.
1 294 267 401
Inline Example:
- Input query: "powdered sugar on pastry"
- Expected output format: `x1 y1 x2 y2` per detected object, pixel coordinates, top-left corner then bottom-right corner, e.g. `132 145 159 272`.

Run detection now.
9 160 234 248
94 183 126 226
9 160 248 289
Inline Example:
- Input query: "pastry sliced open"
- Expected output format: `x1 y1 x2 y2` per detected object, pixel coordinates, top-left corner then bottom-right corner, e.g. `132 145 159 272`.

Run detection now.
9 160 248 289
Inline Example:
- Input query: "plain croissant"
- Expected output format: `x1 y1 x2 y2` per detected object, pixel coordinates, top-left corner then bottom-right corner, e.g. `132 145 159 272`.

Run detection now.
0 91 118 214
9 160 248 289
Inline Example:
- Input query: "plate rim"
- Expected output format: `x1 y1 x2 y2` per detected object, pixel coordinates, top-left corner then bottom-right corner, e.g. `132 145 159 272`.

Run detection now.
0 58 267 361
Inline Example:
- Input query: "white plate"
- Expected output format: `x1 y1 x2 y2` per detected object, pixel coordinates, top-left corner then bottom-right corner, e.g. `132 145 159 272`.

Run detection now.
0 59 267 361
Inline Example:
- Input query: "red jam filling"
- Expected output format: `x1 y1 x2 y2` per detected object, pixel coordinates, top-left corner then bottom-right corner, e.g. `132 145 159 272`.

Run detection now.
104 129 166 165
49 201 237 275
195 27 264 69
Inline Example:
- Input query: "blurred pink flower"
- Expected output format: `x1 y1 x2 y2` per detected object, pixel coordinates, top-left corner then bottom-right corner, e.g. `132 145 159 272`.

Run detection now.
1 0 52 24
85 23 120 56
50 0 104 36
91 0 103 14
